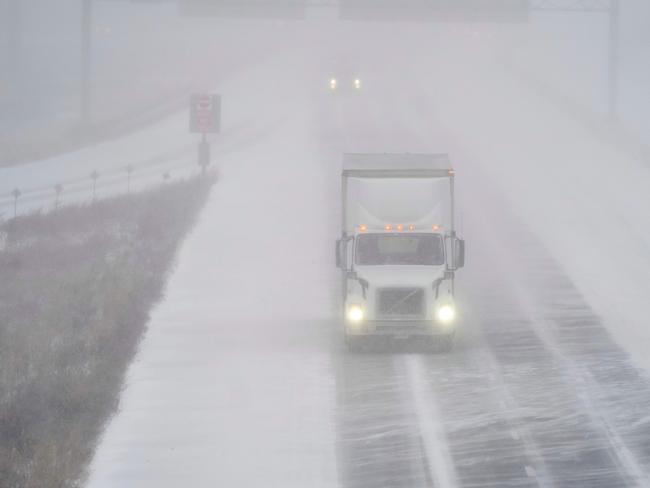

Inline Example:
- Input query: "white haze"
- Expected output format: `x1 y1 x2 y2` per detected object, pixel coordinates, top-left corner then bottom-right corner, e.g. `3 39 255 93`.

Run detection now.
2 1 650 487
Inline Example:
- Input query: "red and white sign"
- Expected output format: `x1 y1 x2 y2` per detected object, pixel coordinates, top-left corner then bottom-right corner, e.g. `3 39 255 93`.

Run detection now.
190 94 221 134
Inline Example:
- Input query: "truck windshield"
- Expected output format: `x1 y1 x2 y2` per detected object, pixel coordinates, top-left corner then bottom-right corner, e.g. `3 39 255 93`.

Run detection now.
355 233 444 266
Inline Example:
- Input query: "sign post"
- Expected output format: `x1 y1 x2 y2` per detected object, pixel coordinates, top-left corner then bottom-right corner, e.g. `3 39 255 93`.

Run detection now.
190 94 221 173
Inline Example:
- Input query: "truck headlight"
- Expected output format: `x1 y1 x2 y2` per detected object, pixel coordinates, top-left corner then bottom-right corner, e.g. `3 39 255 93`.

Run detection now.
347 305 364 323
436 305 456 324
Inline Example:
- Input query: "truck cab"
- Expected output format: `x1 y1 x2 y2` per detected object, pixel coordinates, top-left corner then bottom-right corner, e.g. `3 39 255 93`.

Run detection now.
335 153 465 351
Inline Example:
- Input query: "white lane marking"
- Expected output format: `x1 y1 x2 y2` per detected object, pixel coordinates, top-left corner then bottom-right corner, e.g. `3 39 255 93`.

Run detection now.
472 191 650 487
405 356 459 488
509 282 650 487
466 207 648 487
471 348 551 488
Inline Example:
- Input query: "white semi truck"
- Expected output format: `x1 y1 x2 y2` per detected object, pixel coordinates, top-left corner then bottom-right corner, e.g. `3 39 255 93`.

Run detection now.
335 153 465 351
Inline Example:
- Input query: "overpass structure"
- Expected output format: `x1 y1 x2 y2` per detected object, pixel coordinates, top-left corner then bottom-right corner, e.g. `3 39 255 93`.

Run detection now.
175 0 614 16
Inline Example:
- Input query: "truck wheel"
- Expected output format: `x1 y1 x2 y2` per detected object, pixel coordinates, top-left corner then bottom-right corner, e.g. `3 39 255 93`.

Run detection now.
345 335 363 353
438 334 454 353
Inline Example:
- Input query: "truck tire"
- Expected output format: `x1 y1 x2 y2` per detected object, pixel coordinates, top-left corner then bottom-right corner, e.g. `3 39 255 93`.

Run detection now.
438 334 454 353
345 335 364 353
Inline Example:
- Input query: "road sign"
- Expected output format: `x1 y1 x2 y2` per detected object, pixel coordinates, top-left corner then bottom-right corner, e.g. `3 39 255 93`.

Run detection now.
339 0 529 22
190 94 221 134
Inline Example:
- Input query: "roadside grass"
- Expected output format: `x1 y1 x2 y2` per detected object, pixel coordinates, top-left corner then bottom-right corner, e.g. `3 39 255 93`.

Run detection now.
0 175 214 488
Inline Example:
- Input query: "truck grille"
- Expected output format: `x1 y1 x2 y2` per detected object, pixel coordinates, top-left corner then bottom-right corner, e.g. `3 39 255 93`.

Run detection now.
377 288 425 319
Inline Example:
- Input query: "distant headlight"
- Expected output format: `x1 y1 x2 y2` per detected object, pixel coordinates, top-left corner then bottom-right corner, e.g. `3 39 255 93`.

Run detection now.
436 305 456 324
353 78 361 90
329 78 337 90
347 304 364 323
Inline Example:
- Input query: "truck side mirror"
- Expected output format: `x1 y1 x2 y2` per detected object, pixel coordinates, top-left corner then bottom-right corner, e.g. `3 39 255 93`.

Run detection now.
335 239 344 268
455 239 465 269
336 237 353 270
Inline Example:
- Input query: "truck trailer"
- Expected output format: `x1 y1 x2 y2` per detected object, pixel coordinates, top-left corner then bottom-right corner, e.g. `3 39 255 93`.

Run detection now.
335 153 465 351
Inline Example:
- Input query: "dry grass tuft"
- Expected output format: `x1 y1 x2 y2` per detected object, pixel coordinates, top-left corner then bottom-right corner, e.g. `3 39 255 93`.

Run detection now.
0 175 215 488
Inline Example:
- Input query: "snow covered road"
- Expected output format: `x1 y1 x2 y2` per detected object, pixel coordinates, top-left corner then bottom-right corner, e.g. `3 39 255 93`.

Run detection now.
81 21 650 487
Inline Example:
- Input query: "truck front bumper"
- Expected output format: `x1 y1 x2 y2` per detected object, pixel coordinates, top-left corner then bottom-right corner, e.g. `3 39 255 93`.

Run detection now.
345 320 454 337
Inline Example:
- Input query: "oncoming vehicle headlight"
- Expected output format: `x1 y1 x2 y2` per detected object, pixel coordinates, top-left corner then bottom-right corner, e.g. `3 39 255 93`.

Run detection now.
353 78 361 90
347 305 364 323
436 304 456 324
329 78 337 91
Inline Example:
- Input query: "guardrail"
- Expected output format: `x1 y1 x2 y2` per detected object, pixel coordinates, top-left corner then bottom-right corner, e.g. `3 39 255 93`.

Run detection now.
0 152 207 221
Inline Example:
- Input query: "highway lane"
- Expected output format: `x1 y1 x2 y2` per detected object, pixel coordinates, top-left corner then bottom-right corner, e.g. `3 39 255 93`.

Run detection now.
322 46 650 486
320 70 544 488
326 169 650 487
85 49 341 488
85 22 650 487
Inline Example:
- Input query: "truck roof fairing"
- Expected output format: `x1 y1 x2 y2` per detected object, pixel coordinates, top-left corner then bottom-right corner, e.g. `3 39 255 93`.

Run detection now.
343 153 452 178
